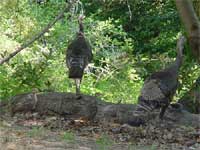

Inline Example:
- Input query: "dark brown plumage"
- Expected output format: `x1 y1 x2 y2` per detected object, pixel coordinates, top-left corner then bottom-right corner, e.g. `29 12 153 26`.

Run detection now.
66 15 92 94
138 35 186 119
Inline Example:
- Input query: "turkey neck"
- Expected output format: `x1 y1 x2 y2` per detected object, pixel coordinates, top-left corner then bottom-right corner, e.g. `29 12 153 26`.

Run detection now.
176 42 184 68
78 19 84 33
167 47 183 74
175 52 183 69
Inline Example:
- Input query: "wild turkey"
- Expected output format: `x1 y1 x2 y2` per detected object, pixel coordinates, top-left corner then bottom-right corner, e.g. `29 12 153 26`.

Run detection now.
66 15 92 94
137 35 186 119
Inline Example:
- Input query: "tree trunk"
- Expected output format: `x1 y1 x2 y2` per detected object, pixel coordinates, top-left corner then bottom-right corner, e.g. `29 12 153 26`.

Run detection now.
175 0 200 62
0 92 199 127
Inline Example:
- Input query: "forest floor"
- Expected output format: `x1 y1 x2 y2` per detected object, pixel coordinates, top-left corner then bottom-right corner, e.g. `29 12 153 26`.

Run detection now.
0 112 200 150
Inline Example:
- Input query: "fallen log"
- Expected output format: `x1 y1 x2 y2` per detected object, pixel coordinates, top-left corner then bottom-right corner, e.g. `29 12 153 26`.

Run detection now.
0 92 199 127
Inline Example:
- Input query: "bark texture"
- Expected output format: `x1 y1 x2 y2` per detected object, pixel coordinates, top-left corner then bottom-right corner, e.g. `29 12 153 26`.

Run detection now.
175 0 200 62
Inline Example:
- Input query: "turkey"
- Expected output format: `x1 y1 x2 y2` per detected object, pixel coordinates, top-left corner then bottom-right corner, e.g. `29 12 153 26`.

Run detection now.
66 15 92 94
137 35 186 119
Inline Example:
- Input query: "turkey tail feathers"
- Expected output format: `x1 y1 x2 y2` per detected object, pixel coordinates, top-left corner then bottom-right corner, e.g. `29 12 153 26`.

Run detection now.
68 56 85 78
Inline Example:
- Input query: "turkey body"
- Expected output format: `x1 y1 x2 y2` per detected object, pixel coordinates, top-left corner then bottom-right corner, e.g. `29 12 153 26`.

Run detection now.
66 35 92 79
138 66 179 119
138 35 185 119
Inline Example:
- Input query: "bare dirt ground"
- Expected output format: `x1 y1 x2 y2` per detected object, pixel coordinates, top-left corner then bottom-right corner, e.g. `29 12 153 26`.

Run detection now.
0 92 199 150
0 112 200 150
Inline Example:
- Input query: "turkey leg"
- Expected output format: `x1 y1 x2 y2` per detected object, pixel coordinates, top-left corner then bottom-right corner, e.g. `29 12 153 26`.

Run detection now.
75 79 81 94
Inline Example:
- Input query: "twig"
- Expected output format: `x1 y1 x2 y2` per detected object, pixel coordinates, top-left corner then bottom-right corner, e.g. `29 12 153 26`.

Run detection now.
0 4 69 65
126 0 132 21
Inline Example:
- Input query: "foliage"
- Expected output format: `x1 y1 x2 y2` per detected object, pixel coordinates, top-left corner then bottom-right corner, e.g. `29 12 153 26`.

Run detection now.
27 126 46 138
62 131 76 143
0 0 199 103
95 134 113 150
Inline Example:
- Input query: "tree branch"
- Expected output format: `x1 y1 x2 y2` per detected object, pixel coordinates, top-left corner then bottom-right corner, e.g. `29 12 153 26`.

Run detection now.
0 4 69 65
